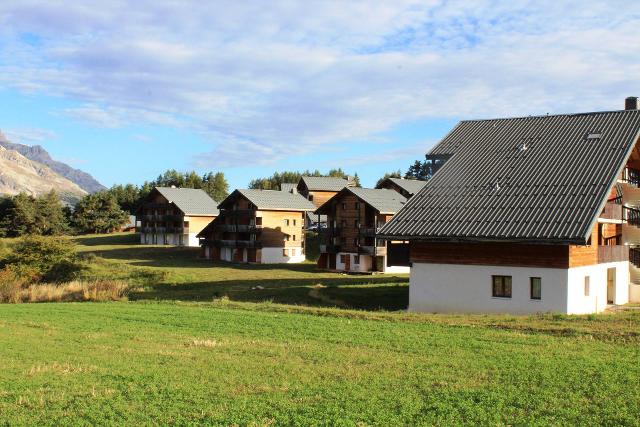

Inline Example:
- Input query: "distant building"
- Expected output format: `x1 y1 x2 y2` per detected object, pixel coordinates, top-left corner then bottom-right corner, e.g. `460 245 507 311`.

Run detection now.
297 176 356 229
315 187 409 273
136 187 218 247
198 189 315 263
376 177 427 199
379 99 640 314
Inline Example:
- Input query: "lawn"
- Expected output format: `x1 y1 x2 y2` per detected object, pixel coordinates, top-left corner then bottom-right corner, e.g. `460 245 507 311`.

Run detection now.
1 233 639 424
71 232 410 311
0 301 638 425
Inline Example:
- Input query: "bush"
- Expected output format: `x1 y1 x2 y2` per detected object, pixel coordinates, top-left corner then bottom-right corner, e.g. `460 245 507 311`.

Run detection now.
0 267 27 303
23 280 129 303
4 236 83 283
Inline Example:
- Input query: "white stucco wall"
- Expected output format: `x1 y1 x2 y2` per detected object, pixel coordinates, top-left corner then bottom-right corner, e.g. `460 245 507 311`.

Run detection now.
409 261 631 314
334 252 373 272
186 233 199 247
261 247 306 264
566 262 628 314
382 264 411 274
630 284 640 303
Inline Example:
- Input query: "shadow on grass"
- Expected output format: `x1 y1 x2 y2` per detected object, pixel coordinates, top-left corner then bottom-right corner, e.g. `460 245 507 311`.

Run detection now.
130 276 409 311
73 233 140 246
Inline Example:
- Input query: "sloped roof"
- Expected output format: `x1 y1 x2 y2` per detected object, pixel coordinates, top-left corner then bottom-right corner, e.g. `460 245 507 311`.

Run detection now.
299 176 351 191
316 187 407 215
280 183 297 193
379 109 640 244
378 177 427 196
222 189 316 211
155 187 219 216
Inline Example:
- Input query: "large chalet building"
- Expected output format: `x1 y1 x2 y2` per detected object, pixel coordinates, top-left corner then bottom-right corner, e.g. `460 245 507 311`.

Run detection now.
379 99 640 314
198 189 315 264
315 187 410 273
137 187 219 247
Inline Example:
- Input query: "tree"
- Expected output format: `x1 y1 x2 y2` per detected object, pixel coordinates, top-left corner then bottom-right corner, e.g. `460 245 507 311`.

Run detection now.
405 160 430 180
73 192 129 234
201 172 229 202
249 169 360 190
375 170 402 188
33 191 68 235
0 192 67 237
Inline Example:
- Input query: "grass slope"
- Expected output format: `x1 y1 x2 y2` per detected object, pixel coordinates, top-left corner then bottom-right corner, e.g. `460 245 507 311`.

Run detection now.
0 302 638 425
72 233 410 311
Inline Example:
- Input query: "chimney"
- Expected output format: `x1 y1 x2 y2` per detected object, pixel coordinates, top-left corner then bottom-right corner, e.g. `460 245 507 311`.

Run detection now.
625 96 639 110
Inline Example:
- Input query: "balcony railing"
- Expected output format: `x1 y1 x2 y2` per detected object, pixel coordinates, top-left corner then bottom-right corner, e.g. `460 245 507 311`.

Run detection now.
621 167 640 187
225 209 256 217
207 239 262 249
358 245 387 256
601 202 623 221
598 245 629 264
214 224 237 232
358 227 378 237
236 224 263 233
623 206 640 226
320 244 341 253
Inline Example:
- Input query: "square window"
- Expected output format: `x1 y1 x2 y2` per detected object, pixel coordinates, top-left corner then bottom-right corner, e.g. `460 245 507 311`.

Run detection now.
584 276 590 296
530 277 541 300
492 275 512 298
354 255 360 264
308 195 314 202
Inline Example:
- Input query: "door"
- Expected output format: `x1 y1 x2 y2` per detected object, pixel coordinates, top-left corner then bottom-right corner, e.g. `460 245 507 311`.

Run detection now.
344 255 351 272
329 254 336 270
607 267 616 304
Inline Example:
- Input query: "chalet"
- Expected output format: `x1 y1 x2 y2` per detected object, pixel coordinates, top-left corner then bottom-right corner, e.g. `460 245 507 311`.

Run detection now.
297 176 356 208
378 98 640 314
315 187 409 273
376 177 427 198
137 187 218 247
198 189 315 264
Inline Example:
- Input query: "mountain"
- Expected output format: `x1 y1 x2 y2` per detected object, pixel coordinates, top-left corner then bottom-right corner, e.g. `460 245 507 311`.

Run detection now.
0 145 87 204
0 131 105 193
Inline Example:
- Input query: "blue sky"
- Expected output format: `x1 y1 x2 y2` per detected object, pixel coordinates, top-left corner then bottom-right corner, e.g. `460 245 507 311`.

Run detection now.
0 1 639 190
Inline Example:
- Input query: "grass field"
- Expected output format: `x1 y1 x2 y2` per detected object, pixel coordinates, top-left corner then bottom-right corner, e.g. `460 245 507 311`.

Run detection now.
1 233 639 424
71 233 410 311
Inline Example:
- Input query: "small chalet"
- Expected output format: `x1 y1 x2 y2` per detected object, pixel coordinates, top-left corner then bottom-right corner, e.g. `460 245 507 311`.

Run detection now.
137 187 219 247
376 177 427 198
379 98 640 314
198 189 315 264
297 176 356 208
315 187 409 273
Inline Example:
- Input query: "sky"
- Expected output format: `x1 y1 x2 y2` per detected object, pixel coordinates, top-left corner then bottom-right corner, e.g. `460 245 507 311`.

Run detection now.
0 1 639 190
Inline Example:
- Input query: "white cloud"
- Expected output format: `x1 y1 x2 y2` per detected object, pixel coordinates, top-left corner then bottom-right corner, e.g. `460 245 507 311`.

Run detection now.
2 127 57 143
0 1 639 167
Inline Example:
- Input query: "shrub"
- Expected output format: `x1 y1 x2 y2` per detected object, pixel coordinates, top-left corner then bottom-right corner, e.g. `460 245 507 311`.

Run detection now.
5 236 83 283
0 267 27 303
24 280 129 303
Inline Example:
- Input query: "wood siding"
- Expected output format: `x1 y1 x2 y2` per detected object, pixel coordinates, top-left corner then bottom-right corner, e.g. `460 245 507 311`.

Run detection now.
307 190 339 208
258 210 305 248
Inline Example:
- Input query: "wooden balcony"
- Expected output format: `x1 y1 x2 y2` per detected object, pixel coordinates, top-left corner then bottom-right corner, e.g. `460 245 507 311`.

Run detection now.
225 209 256 217
621 167 640 187
320 244 341 254
598 245 629 264
236 224 263 233
623 206 640 226
214 224 237 232
600 202 622 221
207 239 262 249
358 245 387 256
358 227 378 237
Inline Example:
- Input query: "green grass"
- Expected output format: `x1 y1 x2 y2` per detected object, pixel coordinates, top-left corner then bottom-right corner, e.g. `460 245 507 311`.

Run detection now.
69 232 410 311
1 233 639 424
0 301 638 425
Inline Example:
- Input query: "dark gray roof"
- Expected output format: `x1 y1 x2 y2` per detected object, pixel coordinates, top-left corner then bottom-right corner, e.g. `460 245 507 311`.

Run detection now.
316 187 407 215
347 188 407 214
228 189 316 211
378 177 427 196
299 176 351 191
379 110 640 244
280 183 297 193
155 187 219 216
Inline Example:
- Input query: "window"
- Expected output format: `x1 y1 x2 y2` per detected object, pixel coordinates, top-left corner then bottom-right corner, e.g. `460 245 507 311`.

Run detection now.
283 249 289 257
340 254 348 263
584 276 590 296
492 275 512 298
342 203 347 210
354 219 359 228
530 277 541 300
292 235 296 241
355 202 360 209
293 219 296 226
284 219 290 226
255 217 262 226
354 255 360 265
308 195 314 202
284 235 290 241
353 238 359 246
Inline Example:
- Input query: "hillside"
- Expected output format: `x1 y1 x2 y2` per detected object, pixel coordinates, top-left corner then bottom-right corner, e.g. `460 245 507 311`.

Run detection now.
0 145 87 203
0 131 105 193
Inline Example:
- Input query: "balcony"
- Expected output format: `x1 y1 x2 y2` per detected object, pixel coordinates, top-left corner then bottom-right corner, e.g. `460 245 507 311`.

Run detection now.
621 167 640 187
631 247 640 267
207 239 262 249
623 206 640 226
320 244 341 254
598 245 629 264
236 224 263 233
358 227 379 237
358 245 387 256
600 202 622 221
214 224 237 232
225 209 256 217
